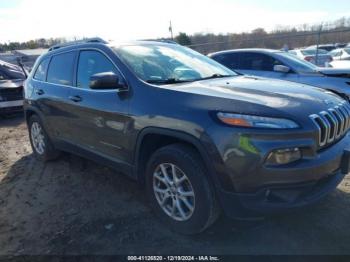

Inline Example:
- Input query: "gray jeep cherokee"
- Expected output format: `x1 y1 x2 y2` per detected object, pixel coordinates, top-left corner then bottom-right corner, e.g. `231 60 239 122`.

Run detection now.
24 39 350 234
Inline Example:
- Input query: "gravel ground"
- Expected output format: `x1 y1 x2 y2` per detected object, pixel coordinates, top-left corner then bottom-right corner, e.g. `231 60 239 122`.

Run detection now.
1 115 350 255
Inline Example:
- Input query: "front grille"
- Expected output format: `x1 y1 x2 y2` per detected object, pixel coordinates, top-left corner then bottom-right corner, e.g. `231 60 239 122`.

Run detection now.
310 102 350 147
0 87 23 102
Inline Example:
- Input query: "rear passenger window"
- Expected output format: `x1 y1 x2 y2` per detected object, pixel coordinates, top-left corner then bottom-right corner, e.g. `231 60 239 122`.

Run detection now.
47 52 75 86
77 50 119 89
33 58 49 81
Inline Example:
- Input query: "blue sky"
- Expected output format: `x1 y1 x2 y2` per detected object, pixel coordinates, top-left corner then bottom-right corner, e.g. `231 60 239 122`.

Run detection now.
0 0 349 43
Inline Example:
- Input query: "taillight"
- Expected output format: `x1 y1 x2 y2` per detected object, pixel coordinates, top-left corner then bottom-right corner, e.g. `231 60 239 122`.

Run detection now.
304 56 313 62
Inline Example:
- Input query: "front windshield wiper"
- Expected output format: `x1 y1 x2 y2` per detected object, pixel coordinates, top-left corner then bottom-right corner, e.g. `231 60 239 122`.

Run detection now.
193 74 236 81
146 78 192 84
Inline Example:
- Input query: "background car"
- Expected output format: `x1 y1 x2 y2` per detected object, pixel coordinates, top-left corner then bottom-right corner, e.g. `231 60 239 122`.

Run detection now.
329 48 350 61
330 60 350 69
208 48 350 99
0 60 26 115
306 44 336 51
289 49 332 67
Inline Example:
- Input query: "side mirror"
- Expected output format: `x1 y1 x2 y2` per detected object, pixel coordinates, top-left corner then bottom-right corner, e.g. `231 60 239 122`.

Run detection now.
89 72 126 90
273 65 290 73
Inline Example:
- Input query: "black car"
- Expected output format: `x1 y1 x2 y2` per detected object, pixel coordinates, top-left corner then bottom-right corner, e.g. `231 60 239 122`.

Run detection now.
24 39 350 234
0 60 26 115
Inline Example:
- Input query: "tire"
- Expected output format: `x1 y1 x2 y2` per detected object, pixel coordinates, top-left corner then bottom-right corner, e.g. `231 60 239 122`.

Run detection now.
145 143 220 234
28 114 60 161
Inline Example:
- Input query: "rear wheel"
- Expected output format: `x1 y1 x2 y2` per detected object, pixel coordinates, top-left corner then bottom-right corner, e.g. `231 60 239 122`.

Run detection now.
145 144 220 234
28 115 60 161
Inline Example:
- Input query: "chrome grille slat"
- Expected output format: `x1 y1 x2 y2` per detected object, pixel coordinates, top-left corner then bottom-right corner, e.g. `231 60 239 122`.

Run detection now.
331 107 344 138
309 102 350 148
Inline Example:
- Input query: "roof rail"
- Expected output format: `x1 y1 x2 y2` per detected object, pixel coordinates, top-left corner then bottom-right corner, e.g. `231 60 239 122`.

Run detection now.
48 37 108 52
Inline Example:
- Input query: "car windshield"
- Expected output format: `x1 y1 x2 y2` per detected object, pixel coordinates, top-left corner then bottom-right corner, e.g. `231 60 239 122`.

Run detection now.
301 49 328 55
113 43 236 84
344 48 350 54
276 52 318 73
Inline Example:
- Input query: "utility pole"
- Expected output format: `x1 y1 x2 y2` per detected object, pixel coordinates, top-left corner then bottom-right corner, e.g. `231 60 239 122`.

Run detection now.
315 23 323 66
169 21 174 40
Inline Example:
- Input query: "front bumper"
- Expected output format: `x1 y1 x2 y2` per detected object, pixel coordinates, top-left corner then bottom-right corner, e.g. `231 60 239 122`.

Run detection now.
207 127 350 219
218 169 346 219
0 100 23 114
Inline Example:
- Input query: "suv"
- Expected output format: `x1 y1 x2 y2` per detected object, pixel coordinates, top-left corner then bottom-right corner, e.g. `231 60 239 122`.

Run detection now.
24 39 350 234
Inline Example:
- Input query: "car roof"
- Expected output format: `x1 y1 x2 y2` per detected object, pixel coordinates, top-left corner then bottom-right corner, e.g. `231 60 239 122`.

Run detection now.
208 48 283 57
44 39 177 57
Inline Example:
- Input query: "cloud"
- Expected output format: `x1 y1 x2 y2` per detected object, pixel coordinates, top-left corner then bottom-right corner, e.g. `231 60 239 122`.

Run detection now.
0 0 337 43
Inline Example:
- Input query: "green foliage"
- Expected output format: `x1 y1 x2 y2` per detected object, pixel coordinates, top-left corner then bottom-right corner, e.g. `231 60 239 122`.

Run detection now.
175 32 192 46
0 37 66 51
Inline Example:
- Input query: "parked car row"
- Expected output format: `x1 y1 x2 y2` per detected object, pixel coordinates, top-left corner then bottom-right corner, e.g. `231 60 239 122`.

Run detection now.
288 48 332 67
23 38 350 234
208 48 350 100
287 44 350 68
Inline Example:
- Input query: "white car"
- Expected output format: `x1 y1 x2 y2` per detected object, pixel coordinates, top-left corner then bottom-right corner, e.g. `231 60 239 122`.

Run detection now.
330 60 350 69
329 48 350 61
289 49 332 67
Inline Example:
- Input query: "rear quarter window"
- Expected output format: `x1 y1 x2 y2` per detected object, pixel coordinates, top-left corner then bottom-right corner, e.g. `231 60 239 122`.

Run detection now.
47 52 76 86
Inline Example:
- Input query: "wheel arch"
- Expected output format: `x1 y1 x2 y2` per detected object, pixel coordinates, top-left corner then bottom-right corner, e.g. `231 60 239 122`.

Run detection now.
133 127 221 188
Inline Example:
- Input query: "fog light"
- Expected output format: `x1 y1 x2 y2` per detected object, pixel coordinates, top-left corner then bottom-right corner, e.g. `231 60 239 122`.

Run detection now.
266 148 301 165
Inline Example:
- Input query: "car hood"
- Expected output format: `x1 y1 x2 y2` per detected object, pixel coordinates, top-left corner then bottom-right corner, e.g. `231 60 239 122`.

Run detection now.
317 67 350 78
167 75 345 117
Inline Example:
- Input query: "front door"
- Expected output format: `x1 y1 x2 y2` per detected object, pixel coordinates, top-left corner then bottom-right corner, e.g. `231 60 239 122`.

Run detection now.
66 49 131 166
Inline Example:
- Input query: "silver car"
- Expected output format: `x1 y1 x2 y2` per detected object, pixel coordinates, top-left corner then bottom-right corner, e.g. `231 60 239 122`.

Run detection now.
329 48 350 61
289 49 332 67
208 48 350 98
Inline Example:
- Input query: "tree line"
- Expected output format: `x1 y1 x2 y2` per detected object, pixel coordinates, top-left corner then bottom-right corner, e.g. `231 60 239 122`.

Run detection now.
1 17 350 54
175 17 350 54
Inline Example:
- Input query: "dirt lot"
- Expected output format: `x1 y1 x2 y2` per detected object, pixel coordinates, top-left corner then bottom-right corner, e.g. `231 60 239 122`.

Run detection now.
1 115 350 255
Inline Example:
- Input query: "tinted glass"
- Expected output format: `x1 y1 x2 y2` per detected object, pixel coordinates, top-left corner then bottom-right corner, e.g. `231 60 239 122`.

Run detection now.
47 52 75 86
212 53 241 70
344 48 350 54
276 52 317 72
301 49 328 55
238 53 281 71
33 58 49 81
114 44 235 83
77 50 119 89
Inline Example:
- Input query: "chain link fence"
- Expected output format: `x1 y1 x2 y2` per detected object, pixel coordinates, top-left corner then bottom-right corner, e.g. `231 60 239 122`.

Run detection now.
186 28 350 54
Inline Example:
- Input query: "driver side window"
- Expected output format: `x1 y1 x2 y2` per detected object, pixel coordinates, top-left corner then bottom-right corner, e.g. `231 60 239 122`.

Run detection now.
77 50 121 89
239 53 282 71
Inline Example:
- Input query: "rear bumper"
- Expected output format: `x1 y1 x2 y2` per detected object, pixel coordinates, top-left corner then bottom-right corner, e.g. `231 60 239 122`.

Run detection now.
217 170 346 219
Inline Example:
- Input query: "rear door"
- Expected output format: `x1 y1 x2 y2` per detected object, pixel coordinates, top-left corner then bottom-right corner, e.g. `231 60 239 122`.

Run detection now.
32 52 76 141
65 49 131 165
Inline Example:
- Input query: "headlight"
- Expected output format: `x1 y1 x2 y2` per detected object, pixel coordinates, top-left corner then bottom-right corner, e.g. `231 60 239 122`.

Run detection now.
217 112 299 129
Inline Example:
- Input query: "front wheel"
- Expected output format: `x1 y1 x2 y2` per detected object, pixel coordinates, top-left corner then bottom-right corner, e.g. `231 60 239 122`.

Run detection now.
145 144 220 234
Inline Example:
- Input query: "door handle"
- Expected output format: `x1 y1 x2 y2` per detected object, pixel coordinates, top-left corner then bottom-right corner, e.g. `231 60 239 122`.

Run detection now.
69 95 82 102
35 89 44 95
